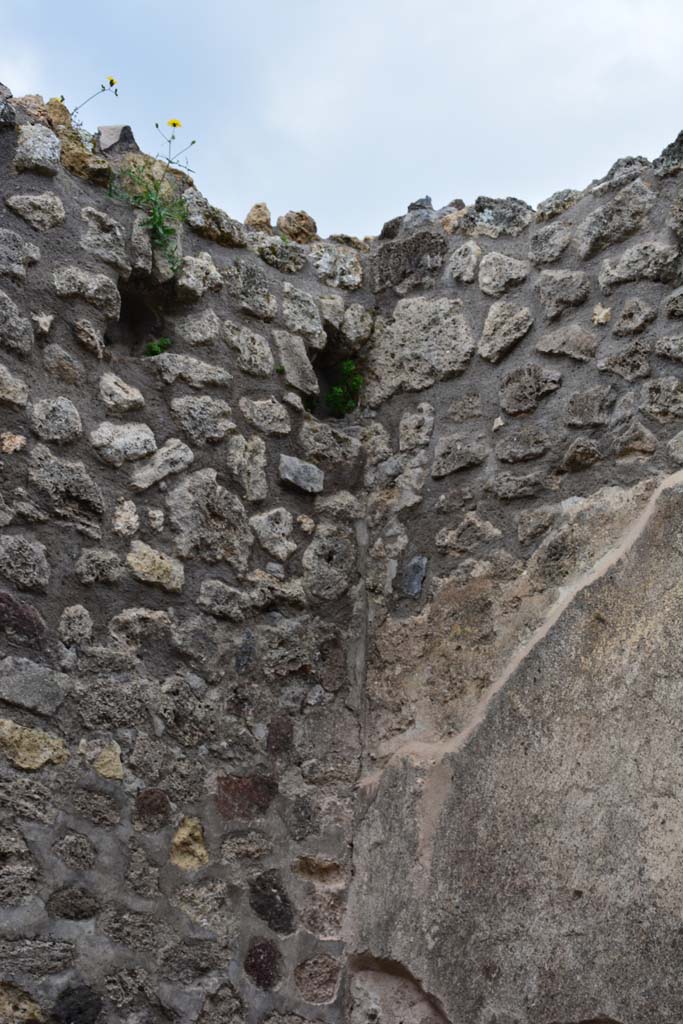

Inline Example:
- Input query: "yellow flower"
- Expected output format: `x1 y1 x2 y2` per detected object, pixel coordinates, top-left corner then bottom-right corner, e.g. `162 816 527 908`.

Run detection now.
107 77 117 87
167 118 182 128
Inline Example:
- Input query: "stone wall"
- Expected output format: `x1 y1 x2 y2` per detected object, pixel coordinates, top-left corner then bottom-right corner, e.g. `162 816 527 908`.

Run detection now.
2 82 683 1023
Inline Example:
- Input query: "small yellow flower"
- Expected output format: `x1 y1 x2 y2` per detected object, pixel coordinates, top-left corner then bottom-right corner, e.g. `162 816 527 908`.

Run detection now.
167 118 182 128
107 77 117 87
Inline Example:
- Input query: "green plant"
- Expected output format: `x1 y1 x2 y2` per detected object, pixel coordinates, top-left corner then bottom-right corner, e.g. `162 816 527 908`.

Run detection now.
155 119 196 173
109 119 196 273
325 359 363 417
144 337 173 357
275 365 285 375
113 165 187 271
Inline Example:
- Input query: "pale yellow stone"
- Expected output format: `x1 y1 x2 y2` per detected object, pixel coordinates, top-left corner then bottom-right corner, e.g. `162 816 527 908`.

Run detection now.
79 738 123 780
245 201 272 233
592 303 611 325
0 981 46 1022
441 208 466 234
297 514 316 535
0 718 68 771
0 432 26 453
170 816 209 870
94 741 123 779
126 540 184 592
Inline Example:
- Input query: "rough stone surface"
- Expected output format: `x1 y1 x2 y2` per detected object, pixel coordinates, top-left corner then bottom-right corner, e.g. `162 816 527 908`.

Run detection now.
279 454 325 493
183 187 247 247
528 221 571 264
6 103 683 1024
535 322 597 361
250 507 297 561
310 242 362 289
277 210 317 244
225 321 274 377
0 656 68 714
477 252 529 296
176 251 223 301
273 330 319 395
90 421 157 467
536 268 590 320
154 352 232 388
53 266 120 317
448 239 481 282
598 238 679 292
574 178 654 257
6 192 65 230
80 206 130 273
283 283 326 348
171 394 235 443
0 230 40 281
239 396 291 435
0 718 68 770
130 438 194 490
245 201 272 232
366 297 475 403
14 124 60 175
0 288 34 355
99 372 144 413
431 434 488 477
478 300 534 363
29 397 82 442
0 360 29 406
166 468 254 572
0 534 49 591
126 540 184 592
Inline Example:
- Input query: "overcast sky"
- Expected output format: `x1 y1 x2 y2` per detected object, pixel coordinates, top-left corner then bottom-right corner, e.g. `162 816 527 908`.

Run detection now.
4 1 683 238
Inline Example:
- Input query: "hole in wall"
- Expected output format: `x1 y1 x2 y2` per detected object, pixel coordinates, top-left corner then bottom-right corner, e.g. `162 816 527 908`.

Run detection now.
105 278 168 356
308 324 365 420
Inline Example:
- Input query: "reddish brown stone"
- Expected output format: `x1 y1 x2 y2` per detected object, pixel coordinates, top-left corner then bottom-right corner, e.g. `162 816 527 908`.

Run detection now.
215 774 277 820
244 938 282 990
266 715 293 756
134 788 170 830
0 589 47 648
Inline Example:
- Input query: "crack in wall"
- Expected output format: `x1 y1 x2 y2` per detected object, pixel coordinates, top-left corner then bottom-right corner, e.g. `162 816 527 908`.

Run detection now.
412 467 683 877
353 469 683 882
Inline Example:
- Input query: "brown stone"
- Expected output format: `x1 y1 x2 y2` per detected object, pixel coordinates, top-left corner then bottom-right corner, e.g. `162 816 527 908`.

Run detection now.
245 201 273 232
57 127 111 185
215 774 278 819
276 209 317 243
135 788 171 830
244 938 282 990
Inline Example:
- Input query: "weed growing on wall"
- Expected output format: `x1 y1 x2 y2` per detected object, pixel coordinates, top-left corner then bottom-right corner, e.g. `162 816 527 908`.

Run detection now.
143 337 173 357
113 167 187 271
110 119 197 273
155 119 196 173
325 359 363 417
